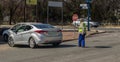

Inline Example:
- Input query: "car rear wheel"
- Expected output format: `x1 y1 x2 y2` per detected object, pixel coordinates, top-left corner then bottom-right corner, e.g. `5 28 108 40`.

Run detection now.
8 37 15 47
52 43 61 47
29 37 37 48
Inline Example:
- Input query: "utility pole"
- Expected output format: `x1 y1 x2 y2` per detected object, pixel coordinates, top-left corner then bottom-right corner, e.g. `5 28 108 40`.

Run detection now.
35 0 38 22
86 0 91 31
62 0 64 29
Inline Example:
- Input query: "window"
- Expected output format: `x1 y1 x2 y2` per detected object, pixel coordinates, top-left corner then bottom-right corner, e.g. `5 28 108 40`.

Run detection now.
33 24 54 29
17 25 26 32
25 25 32 31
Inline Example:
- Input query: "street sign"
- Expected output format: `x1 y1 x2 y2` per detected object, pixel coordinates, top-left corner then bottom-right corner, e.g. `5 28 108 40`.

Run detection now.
72 14 78 21
80 4 87 7
81 6 88 9
47 1 63 28
80 4 88 9
26 0 37 5
48 1 63 7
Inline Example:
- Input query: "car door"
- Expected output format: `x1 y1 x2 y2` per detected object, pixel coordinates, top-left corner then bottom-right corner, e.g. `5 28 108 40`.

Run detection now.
21 25 33 44
14 25 26 44
9 24 23 43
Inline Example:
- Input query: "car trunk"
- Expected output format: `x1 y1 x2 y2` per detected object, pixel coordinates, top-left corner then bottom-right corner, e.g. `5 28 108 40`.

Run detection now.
35 28 62 37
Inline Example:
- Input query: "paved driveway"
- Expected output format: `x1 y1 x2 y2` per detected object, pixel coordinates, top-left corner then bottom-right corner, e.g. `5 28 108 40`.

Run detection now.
0 32 120 62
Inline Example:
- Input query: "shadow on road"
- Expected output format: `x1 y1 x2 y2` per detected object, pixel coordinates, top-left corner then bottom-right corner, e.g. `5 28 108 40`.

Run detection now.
14 44 77 49
56 44 77 48
0 42 6 45
0 36 7 45
85 46 112 48
94 46 112 48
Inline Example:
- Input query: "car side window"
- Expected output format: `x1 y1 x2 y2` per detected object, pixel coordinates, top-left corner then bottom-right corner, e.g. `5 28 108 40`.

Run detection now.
25 25 32 31
17 25 26 33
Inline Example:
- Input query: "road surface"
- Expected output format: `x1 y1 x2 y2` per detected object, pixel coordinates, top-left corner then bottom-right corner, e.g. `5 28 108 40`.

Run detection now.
0 32 120 62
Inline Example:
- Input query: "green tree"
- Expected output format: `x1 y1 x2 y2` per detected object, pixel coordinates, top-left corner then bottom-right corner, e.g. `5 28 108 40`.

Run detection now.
92 0 119 24
0 5 3 20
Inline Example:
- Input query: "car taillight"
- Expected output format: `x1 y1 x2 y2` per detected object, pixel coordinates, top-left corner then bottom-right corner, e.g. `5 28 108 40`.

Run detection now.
57 30 62 32
35 30 48 34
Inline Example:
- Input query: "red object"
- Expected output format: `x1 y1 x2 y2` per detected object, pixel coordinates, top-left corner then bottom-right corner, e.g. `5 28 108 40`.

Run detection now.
72 14 78 21
35 30 48 34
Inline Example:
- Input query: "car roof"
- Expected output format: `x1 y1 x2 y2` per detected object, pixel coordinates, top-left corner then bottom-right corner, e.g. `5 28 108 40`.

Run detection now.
17 22 43 25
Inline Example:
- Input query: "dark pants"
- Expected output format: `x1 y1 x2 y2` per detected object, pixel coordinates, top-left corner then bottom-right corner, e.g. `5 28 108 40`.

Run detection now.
78 34 85 47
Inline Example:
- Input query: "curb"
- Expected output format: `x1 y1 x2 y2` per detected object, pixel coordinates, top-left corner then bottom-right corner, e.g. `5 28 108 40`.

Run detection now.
86 30 106 37
62 30 106 42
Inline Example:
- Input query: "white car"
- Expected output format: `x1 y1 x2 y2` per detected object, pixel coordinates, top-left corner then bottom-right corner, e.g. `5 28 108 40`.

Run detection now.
72 19 99 28
2 22 63 48
83 21 99 27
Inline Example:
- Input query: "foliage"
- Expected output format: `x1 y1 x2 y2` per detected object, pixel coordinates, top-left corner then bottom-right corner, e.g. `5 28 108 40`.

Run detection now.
92 0 119 23
0 0 120 25
0 5 3 20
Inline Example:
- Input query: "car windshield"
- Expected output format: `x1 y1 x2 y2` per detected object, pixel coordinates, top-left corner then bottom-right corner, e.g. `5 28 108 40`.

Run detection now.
33 24 55 29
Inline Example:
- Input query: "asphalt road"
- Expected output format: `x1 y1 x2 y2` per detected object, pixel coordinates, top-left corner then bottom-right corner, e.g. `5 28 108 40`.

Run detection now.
0 32 120 62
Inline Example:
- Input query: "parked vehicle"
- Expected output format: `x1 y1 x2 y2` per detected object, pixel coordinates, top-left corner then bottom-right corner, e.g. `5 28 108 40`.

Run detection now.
72 18 99 28
0 27 9 36
83 21 99 27
2 22 63 48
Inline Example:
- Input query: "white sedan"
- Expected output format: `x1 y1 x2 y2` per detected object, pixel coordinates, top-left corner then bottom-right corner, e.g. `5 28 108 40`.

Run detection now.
72 20 99 28
2 22 63 48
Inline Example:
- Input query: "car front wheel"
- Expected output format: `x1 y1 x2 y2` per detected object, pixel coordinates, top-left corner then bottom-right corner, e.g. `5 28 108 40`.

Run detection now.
8 37 15 47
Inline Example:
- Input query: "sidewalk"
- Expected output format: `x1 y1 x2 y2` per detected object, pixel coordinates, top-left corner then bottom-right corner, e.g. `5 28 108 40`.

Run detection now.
56 25 106 42
62 29 105 42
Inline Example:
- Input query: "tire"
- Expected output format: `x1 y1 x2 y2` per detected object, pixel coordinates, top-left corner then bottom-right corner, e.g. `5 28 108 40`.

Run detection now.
3 34 8 42
52 43 61 47
8 37 15 47
29 37 37 48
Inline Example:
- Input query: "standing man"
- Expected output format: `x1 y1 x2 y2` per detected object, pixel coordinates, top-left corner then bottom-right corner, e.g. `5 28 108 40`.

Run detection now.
78 19 87 47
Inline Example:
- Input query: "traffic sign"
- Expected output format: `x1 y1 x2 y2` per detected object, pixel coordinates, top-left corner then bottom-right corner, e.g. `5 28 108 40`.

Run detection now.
80 4 87 7
80 4 88 9
26 0 37 5
48 1 63 7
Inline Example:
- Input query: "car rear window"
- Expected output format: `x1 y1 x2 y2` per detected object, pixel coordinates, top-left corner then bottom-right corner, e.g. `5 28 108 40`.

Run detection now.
33 24 55 29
